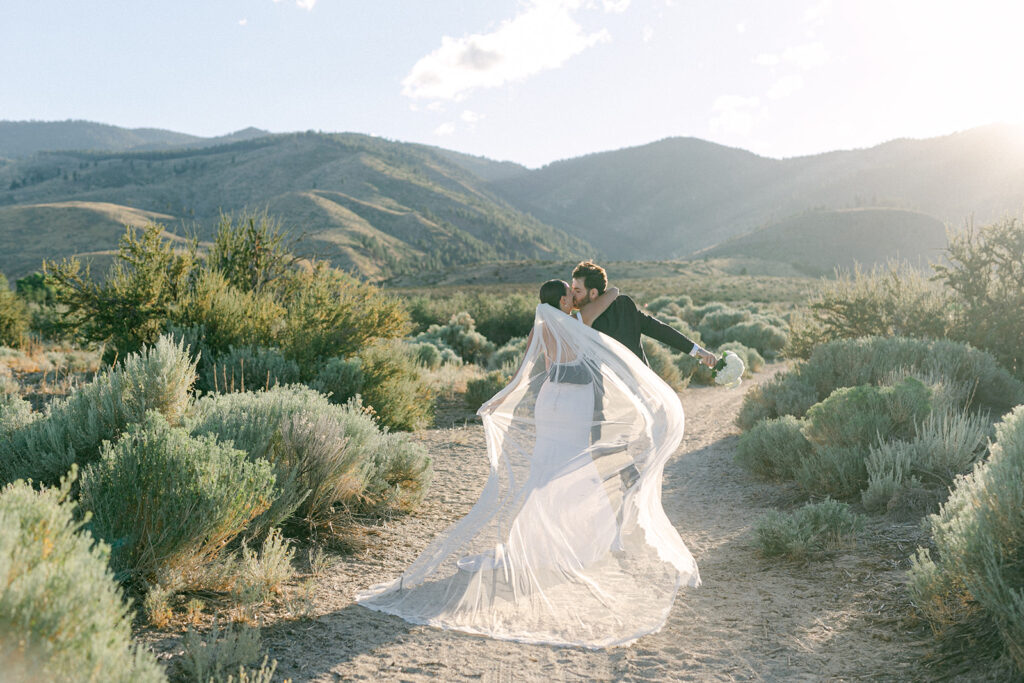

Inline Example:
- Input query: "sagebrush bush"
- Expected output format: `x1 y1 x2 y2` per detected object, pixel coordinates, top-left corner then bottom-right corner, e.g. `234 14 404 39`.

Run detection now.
699 307 751 331
465 370 510 411
488 335 528 372
0 334 196 486
722 320 788 358
738 372 819 431
202 345 300 394
416 311 496 365
909 405 1024 675
178 620 265 683
803 378 931 451
0 474 165 682
718 341 765 375
0 392 35 438
412 342 442 369
861 406 989 517
735 416 812 481
310 356 365 406
80 412 276 587
643 341 687 391
407 292 534 347
794 445 870 500
189 386 431 527
357 339 435 431
755 498 862 561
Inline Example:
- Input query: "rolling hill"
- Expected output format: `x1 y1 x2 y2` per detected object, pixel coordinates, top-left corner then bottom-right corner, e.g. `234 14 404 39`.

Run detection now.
3 121 1024 283
486 124 1024 260
0 131 590 280
697 208 949 276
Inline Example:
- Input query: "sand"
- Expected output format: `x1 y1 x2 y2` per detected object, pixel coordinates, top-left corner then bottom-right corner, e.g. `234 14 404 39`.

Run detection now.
150 364 937 681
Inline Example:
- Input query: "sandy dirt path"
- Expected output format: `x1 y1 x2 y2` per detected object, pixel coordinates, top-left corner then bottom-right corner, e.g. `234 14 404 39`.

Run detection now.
256 365 931 682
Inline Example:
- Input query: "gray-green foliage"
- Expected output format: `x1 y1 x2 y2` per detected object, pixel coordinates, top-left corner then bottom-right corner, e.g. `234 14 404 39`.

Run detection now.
718 341 765 375
189 385 431 528
738 337 1024 431
0 334 196 486
310 356 365 406
178 620 264 683
909 406 1024 676
754 498 863 561
862 406 991 516
643 340 687 391
466 370 510 411
201 345 300 395
416 311 495 365
356 339 435 432
735 415 812 481
488 335 528 371
0 474 165 683
80 412 275 587
0 274 29 346
0 392 35 438
412 341 442 369
933 216 1024 378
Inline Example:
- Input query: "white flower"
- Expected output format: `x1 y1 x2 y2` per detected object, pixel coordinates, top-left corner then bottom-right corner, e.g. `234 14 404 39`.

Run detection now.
713 351 745 389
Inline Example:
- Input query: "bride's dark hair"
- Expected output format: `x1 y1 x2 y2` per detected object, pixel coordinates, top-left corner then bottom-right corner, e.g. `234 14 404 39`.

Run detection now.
539 279 568 309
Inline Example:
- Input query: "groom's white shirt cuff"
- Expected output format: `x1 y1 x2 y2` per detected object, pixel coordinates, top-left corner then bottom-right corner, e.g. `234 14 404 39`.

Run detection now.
689 345 703 358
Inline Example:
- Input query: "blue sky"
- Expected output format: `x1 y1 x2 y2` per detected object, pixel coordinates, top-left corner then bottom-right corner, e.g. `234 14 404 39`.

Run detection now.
3 1 1023 167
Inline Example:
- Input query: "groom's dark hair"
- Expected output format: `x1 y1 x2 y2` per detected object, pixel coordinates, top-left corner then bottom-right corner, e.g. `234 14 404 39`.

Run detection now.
572 261 607 295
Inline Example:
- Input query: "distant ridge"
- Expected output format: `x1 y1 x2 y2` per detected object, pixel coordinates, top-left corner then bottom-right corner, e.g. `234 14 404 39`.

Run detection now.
0 120 270 158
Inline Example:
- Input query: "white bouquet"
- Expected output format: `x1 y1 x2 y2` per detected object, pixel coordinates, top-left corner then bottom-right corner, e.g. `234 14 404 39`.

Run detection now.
711 351 745 389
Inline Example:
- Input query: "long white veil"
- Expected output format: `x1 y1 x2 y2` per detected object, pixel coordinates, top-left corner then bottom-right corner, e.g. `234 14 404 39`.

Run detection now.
357 304 700 648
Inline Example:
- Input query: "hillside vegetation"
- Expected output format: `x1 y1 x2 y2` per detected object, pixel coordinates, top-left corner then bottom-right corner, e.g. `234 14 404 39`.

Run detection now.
699 208 949 276
0 132 590 281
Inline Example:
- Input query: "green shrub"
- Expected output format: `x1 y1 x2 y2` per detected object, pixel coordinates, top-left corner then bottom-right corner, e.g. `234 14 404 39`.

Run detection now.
735 416 812 481
699 307 751 331
207 210 296 293
488 335 528 372
412 342 442 369
790 260 951 359
736 371 819 430
645 294 692 315
0 274 29 346
794 445 871 500
171 270 284 359
357 339 435 431
310 356 365 406
80 412 275 587
202 345 300 395
860 407 989 517
0 474 165 682
0 393 35 438
189 386 431 528
466 370 510 411
718 341 765 375
417 311 496 365
909 405 1024 675
178 620 265 683
644 341 687 391
44 224 200 362
0 335 196 486
407 291 534 347
754 498 862 561
934 216 1024 377
277 263 409 372
723 320 788 358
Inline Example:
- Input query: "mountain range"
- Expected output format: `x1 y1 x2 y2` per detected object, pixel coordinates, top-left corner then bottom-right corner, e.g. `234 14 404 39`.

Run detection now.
2 120 1023 282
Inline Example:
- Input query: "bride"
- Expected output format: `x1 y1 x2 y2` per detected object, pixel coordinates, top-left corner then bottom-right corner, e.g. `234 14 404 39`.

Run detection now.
357 280 700 648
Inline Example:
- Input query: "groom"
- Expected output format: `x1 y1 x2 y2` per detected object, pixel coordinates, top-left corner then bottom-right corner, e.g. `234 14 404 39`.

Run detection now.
571 261 717 368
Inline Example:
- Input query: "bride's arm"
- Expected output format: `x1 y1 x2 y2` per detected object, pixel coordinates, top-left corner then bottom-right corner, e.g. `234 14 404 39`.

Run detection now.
578 286 619 326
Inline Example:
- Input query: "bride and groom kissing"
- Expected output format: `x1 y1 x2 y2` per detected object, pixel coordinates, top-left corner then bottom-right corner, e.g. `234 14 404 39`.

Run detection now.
358 260 716 649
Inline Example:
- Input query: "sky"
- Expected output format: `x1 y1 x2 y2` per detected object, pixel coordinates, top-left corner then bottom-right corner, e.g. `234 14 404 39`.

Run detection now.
3 0 1024 168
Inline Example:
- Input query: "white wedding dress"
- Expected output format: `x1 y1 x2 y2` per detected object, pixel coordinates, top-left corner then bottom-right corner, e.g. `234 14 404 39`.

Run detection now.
357 304 700 648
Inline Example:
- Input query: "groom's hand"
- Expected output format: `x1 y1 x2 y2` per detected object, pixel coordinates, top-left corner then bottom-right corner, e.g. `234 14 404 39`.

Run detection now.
696 348 717 368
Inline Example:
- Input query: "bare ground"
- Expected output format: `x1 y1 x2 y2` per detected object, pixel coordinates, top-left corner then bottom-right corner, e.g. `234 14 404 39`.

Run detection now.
148 364 938 681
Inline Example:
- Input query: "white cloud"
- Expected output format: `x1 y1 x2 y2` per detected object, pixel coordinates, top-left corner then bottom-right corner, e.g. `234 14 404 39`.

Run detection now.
461 110 483 123
709 95 760 136
803 0 832 25
767 74 804 100
239 18 248 26
602 0 631 12
642 25 654 42
403 0 611 101
754 42 828 70
434 122 456 136
273 0 317 9
736 23 746 34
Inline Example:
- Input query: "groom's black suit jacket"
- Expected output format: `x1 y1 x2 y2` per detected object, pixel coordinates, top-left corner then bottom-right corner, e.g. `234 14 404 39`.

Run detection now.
590 295 697 366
